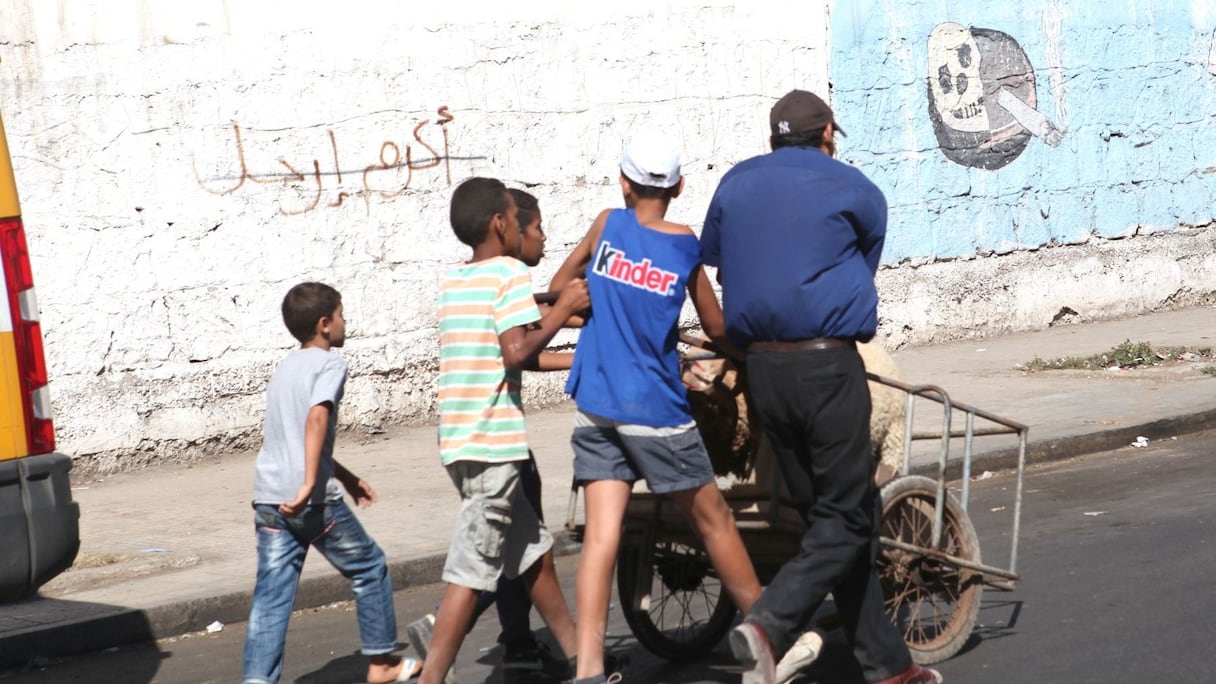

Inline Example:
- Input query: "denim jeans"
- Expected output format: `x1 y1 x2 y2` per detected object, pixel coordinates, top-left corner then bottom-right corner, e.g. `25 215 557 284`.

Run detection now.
242 499 397 684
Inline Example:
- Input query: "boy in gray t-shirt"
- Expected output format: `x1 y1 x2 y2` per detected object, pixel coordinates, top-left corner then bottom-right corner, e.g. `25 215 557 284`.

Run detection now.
243 282 420 684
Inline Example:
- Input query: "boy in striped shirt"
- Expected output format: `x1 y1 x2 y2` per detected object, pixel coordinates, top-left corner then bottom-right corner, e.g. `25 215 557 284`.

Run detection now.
418 177 589 684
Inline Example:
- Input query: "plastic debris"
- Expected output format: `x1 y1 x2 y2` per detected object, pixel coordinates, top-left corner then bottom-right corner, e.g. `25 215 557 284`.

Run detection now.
973 471 995 481
991 506 1006 512
1083 511 1106 517
1131 436 1149 448
139 548 168 553
206 621 224 634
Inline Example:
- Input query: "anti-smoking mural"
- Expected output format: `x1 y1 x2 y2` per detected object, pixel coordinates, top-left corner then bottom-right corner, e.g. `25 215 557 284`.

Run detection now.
927 22 1063 169
830 0 1216 262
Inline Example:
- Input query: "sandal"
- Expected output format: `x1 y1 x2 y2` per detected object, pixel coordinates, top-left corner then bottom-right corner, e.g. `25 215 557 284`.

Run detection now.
368 656 421 683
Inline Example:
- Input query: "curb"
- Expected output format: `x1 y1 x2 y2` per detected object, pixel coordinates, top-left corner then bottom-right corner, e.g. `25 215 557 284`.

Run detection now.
6 409 1216 670
908 407 1216 481
0 531 582 671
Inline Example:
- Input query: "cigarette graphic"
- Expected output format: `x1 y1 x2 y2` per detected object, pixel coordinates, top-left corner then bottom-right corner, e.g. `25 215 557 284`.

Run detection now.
997 88 1064 146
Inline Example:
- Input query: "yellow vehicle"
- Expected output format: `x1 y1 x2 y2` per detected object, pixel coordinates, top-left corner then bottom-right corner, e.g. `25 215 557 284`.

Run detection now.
0 112 79 601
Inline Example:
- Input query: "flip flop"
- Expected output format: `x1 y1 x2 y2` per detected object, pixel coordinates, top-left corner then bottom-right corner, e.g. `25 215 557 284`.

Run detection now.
367 656 421 683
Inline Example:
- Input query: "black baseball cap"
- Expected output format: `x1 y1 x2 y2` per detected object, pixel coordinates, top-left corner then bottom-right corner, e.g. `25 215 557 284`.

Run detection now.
769 89 847 138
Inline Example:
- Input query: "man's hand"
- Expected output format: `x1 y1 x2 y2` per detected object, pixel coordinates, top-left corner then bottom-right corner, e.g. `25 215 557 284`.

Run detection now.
681 357 720 392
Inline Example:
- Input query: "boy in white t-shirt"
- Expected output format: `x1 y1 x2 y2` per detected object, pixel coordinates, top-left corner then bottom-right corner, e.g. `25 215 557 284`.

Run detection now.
243 282 418 684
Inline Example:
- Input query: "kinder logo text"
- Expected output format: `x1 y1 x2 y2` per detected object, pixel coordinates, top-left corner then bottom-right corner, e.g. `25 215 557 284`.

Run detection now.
592 241 679 296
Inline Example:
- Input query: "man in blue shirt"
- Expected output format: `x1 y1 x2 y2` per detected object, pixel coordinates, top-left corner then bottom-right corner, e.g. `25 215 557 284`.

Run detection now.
703 90 941 684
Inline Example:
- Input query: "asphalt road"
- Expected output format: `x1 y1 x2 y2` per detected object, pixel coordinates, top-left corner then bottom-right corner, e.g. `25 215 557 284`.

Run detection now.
3 429 1215 683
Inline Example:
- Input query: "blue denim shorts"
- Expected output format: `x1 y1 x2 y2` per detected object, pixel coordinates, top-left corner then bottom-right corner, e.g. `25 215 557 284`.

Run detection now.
442 460 553 592
570 410 715 494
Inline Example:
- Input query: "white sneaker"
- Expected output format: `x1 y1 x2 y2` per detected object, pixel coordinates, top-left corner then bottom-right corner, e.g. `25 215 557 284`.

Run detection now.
774 630 824 684
729 621 777 684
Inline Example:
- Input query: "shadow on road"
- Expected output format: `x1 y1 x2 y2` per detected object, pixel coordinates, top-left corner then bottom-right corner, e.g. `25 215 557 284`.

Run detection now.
972 597 1023 642
297 648 366 683
0 597 161 683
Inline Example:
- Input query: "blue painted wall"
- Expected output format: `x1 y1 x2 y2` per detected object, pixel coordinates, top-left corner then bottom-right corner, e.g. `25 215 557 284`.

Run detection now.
831 0 1216 262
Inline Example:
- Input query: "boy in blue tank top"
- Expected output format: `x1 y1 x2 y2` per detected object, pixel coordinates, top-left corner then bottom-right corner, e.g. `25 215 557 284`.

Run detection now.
549 131 762 684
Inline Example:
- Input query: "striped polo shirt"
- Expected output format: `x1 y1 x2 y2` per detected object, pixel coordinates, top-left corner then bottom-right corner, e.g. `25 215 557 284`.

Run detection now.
437 256 541 465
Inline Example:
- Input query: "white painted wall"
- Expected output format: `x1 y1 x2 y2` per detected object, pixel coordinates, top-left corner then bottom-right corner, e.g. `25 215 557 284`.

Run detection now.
0 0 832 470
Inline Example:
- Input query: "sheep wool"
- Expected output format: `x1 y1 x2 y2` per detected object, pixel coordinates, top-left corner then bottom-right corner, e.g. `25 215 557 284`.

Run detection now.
682 337 905 485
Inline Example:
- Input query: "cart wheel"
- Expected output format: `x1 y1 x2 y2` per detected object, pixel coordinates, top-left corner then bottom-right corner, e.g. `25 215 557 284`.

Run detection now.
617 536 738 660
879 475 983 665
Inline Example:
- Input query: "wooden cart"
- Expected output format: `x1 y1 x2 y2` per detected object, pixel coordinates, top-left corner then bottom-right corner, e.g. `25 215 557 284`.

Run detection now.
565 346 1028 666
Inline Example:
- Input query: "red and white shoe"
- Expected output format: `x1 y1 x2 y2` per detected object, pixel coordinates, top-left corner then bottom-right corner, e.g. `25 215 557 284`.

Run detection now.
873 663 943 684
729 621 777 684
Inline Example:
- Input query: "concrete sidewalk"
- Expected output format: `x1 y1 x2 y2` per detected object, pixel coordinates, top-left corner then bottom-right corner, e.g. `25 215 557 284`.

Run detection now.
2 306 1215 668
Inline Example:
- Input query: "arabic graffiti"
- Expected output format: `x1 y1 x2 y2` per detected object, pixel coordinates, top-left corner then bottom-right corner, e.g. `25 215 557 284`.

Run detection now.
193 106 460 215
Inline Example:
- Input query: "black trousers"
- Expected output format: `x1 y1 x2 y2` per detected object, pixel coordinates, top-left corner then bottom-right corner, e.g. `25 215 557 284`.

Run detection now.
745 347 911 681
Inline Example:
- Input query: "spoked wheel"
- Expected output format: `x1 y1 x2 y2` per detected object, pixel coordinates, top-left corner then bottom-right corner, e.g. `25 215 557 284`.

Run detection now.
616 534 738 660
879 475 983 665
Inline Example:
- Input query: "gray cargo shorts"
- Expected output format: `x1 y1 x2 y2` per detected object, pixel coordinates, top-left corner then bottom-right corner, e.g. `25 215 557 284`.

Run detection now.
441 459 553 592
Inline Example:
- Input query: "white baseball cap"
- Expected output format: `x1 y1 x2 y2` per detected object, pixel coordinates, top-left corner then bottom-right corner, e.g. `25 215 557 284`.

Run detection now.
620 130 682 189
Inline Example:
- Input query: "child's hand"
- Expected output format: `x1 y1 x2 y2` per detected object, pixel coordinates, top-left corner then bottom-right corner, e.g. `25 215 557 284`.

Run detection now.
343 477 378 508
279 484 313 517
556 278 590 315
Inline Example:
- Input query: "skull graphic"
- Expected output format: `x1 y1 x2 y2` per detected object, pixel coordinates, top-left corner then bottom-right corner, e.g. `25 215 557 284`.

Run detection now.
927 22 1037 170
929 23 988 133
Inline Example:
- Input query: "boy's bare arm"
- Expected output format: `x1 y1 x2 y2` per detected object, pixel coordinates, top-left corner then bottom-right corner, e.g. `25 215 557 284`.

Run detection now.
525 350 574 371
549 209 610 291
334 460 378 508
500 279 590 371
532 300 585 328
280 402 330 516
688 265 745 363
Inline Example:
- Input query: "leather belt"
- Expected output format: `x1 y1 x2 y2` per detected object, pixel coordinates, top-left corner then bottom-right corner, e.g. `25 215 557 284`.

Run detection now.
748 337 856 353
